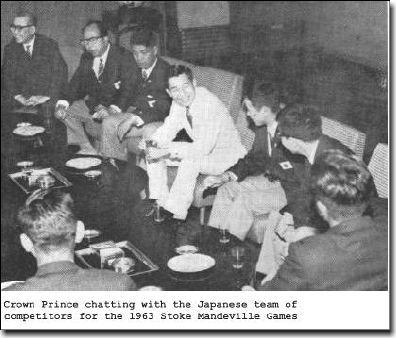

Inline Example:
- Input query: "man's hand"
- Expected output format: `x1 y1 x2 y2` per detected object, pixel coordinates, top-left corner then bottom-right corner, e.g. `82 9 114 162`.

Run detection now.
55 107 68 120
14 95 28 106
92 104 110 120
117 116 137 142
203 173 231 189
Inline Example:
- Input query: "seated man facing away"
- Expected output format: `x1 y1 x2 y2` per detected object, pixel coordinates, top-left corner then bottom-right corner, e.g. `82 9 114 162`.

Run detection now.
2 10 67 111
206 82 289 240
3 189 136 291
102 27 171 161
258 150 388 290
55 20 136 156
145 65 247 225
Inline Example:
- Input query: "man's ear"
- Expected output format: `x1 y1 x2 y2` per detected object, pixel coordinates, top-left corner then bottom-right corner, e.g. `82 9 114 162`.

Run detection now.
152 46 158 56
75 221 85 244
316 200 328 220
20 233 34 254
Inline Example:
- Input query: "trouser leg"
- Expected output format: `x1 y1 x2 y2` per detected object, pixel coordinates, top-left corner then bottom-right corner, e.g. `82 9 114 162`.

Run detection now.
146 158 170 205
101 114 129 161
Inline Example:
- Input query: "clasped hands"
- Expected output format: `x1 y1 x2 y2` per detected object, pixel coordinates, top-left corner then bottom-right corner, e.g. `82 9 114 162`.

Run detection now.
202 172 233 190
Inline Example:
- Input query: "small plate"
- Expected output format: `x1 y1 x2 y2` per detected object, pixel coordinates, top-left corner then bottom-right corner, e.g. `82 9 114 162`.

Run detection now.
13 125 45 136
175 245 198 255
84 170 102 178
16 161 34 168
17 122 32 128
167 253 215 273
66 157 102 170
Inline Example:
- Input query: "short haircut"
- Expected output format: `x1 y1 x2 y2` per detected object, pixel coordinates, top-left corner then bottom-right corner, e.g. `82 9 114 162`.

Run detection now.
168 65 194 84
15 10 37 26
311 150 373 220
17 190 77 253
83 20 108 37
252 81 281 116
277 103 322 142
130 27 159 48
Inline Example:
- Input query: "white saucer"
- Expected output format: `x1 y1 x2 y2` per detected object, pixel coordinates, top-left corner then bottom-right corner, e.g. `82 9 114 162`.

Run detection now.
167 253 215 273
66 157 102 170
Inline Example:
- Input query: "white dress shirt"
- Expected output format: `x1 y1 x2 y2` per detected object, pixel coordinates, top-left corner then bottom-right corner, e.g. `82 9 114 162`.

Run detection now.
23 35 35 56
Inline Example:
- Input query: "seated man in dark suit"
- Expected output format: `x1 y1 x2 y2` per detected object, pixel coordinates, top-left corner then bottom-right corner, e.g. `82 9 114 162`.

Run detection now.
205 82 288 240
1 10 67 114
55 20 136 155
102 27 171 161
3 189 136 291
258 150 388 290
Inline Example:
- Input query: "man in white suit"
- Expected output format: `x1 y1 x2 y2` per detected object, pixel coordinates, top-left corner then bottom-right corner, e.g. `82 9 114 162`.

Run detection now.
145 65 247 224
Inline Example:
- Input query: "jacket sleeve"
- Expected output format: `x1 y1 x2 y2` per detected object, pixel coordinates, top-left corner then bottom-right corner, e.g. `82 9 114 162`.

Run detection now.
115 50 138 111
133 91 171 124
48 42 68 104
64 54 87 103
1 45 18 103
259 242 309 291
229 151 271 182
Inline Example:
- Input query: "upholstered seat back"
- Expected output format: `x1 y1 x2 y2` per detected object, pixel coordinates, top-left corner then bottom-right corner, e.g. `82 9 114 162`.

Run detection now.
368 143 388 199
59 45 83 80
321 116 366 158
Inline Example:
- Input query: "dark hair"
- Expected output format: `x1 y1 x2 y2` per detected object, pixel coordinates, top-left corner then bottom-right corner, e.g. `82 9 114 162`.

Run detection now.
277 103 322 142
168 65 194 83
17 190 77 253
82 20 108 37
130 27 159 48
15 10 37 26
311 150 373 220
252 81 281 117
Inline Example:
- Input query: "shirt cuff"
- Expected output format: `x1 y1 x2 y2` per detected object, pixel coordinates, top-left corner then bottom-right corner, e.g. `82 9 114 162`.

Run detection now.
56 100 69 109
133 116 145 127
110 105 121 114
227 171 238 182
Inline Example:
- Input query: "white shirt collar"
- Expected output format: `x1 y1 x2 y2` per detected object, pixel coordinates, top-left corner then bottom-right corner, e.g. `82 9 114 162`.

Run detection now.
96 43 110 63
267 120 278 138
23 35 35 52
142 57 158 79
308 139 320 164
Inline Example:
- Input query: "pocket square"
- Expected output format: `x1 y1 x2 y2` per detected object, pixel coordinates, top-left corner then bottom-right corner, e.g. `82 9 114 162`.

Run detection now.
280 161 293 169
114 81 121 89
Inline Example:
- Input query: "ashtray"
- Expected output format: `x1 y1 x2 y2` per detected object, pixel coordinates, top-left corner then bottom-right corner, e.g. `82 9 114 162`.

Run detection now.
112 257 136 274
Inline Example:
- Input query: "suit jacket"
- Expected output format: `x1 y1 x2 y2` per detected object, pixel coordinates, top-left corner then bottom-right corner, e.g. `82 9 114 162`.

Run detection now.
3 261 136 291
280 134 352 229
260 216 388 290
66 45 136 112
1 34 68 107
131 58 171 124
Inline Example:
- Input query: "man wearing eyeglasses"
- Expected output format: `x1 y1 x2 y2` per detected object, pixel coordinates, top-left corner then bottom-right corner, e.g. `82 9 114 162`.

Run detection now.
2 11 67 112
55 20 136 156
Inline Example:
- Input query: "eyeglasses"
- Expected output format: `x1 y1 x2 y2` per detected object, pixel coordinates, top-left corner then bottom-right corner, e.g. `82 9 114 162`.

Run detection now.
10 24 33 32
80 36 103 45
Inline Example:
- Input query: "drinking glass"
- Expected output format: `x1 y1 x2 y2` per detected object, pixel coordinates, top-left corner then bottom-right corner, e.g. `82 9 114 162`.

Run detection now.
231 246 245 269
219 225 230 244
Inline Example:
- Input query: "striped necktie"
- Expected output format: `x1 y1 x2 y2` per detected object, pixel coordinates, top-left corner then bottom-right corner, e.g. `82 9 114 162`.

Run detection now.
25 45 32 57
97 58 104 79
186 106 193 128
142 69 149 81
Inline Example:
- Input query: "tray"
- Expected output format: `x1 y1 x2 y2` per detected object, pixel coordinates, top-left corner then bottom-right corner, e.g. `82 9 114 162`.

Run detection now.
75 240 159 277
8 167 72 194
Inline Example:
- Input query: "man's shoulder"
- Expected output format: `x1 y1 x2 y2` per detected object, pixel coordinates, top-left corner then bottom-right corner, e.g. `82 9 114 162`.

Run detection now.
35 34 59 48
79 267 136 290
288 233 332 264
318 134 353 155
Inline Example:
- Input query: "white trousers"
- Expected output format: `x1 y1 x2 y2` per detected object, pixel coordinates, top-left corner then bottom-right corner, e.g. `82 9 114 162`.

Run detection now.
147 152 241 220
207 175 287 240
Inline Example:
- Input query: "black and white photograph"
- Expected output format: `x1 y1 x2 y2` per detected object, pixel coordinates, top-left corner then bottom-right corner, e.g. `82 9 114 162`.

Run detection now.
0 0 389 331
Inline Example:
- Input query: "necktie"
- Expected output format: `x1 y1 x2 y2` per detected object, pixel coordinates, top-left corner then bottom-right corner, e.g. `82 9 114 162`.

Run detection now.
142 69 148 81
97 58 104 79
25 45 31 57
186 106 193 128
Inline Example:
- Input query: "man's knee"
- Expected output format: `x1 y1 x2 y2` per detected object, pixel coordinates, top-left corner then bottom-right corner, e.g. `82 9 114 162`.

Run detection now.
102 115 121 131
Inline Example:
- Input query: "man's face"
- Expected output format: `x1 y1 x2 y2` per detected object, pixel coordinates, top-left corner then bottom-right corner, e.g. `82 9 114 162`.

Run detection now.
82 24 109 57
281 136 301 154
247 103 274 127
11 16 35 44
167 74 196 107
132 44 157 69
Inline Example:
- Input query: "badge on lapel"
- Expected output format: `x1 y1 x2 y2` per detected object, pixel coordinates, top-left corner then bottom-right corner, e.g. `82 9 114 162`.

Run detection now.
280 161 293 169
114 81 121 90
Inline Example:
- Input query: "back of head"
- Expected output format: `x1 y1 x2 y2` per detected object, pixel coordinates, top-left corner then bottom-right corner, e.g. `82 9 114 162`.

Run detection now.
17 190 77 254
311 150 373 220
252 81 281 116
277 103 322 142
130 26 159 48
